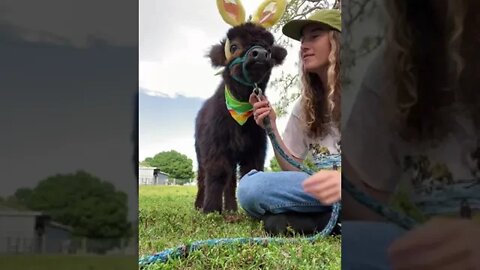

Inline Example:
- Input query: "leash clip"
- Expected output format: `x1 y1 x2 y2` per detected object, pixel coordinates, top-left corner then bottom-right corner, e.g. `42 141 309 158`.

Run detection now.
252 83 263 102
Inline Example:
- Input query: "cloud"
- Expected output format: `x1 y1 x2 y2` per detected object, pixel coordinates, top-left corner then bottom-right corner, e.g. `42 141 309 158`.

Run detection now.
0 0 136 47
139 25 224 99
139 37 301 101
140 0 229 62
139 0 303 101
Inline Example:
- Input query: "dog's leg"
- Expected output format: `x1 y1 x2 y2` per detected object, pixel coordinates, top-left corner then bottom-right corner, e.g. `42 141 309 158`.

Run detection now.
203 160 233 214
194 164 205 210
239 154 266 179
239 134 267 178
223 172 238 212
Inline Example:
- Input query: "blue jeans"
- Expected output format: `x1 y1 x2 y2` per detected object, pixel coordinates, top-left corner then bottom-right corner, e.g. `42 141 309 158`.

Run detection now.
342 221 406 269
237 170 331 219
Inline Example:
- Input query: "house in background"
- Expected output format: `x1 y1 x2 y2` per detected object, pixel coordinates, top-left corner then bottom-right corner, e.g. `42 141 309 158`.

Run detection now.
0 208 72 254
139 166 169 185
44 221 73 253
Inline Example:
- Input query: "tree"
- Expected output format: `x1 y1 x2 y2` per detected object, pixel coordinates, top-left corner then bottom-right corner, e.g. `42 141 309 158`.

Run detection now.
174 178 191 186
139 159 151 167
25 170 131 240
142 150 194 180
13 188 33 205
341 0 382 88
142 157 154 166
267 155 320 172
1 196 29 211
269 157 282 172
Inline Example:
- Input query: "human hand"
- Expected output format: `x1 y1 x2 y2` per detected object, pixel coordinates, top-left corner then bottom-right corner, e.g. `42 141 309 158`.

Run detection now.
302 170 341 205
249 93 276 129
388 217 480 270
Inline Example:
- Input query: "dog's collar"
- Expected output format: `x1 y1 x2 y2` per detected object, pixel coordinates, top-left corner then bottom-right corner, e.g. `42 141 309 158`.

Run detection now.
225 85 253 126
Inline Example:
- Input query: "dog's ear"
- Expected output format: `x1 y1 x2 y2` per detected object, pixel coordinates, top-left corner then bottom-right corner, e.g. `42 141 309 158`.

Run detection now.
208 41 227 67
271 45 287 66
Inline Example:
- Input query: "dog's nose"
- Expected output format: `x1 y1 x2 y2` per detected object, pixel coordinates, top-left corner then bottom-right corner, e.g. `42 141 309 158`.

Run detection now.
248 47 270 62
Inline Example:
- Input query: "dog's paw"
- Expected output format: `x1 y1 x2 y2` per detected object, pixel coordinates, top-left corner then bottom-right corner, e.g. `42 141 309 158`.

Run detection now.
223 213 242 223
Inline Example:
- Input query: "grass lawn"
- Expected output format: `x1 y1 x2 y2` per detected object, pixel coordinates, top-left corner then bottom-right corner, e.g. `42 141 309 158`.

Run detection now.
139 185 341 270
0 255 137 270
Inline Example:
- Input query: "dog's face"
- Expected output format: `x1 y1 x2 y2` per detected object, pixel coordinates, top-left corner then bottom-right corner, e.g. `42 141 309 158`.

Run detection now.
209 23 287 85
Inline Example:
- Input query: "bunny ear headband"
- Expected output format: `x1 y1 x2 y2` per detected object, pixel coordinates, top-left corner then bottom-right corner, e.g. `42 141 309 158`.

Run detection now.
216 0 287 28
216 0 287 67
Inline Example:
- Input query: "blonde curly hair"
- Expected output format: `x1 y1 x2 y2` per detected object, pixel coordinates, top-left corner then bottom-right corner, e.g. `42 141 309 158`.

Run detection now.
384 0 479 142
300 30 341 138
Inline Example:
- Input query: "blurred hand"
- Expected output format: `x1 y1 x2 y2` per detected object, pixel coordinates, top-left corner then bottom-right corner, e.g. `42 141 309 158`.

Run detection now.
388 217 480 270
249 93 276 129
302 170 341 205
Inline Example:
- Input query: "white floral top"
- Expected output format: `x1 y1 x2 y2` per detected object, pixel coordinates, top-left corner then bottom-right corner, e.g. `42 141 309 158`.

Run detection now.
344 54 480 222
283 98 341 170
395 107 480 221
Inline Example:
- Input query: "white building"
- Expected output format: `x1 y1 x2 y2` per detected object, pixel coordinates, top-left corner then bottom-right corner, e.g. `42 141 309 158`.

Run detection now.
139 167 169 185
0 209 42 253
0 208 72 254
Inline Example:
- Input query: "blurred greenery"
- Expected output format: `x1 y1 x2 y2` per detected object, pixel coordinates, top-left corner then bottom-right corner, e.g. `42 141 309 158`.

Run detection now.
11 171 131 241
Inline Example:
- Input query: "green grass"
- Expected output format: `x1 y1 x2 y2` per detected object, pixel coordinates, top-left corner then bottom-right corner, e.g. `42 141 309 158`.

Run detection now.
139 186 341 270
0 255 137 270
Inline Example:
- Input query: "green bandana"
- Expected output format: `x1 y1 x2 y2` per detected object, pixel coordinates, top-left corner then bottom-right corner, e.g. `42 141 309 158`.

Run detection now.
225 85 253 125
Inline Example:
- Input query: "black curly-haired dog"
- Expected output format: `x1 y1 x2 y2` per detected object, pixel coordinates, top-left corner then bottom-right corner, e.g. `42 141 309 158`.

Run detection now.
194 22 287 213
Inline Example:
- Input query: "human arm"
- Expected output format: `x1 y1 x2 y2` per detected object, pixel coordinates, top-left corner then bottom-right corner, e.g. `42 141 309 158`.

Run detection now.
249 93 304 171
342 156 393 221
341 58 403 221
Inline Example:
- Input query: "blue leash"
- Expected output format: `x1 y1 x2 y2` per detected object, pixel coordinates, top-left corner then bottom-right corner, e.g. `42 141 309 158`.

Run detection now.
342 177 417 230
138 217 338 267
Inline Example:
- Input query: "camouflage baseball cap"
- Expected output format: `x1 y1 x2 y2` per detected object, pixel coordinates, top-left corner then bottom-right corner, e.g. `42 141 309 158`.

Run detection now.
282 9 341 41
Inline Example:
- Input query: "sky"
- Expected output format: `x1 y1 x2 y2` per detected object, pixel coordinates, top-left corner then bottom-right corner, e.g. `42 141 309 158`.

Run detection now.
139 0 305 170
0 0 136 48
